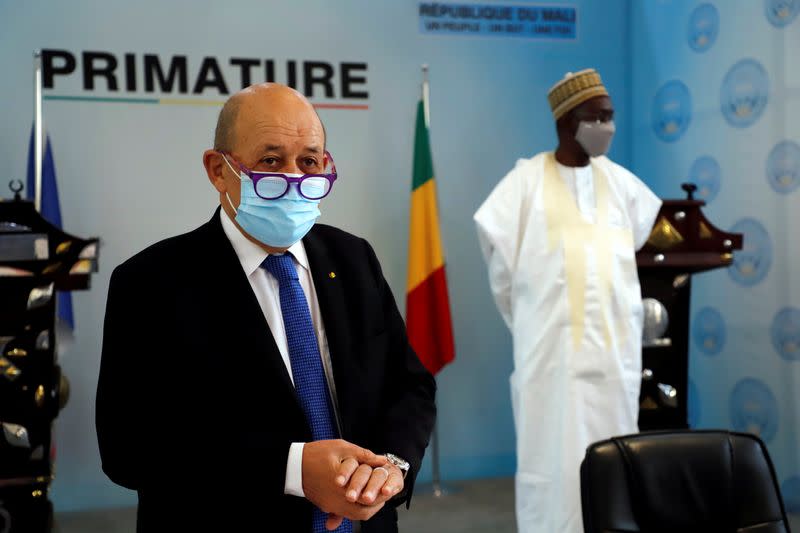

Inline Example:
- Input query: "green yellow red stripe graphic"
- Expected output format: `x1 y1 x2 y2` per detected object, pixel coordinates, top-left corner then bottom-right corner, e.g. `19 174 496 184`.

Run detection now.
44 95 368 110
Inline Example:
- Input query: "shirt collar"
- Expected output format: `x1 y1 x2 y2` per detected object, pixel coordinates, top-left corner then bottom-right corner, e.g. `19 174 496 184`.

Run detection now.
219 209 310 276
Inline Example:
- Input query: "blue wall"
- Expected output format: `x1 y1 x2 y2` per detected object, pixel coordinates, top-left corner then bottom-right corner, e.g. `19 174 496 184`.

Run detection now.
419 0 634 485
12 0 797 515
630 0 800 512
0 0 632 511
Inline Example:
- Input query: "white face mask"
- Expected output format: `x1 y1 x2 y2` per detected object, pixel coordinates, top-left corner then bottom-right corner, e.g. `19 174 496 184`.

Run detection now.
575 120 616 157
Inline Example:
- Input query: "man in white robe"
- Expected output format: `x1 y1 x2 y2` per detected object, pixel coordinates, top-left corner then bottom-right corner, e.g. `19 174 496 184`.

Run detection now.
473 69 662 533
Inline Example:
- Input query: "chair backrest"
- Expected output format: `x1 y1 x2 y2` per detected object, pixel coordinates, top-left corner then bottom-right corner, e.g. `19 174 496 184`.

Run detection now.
580 430 791 533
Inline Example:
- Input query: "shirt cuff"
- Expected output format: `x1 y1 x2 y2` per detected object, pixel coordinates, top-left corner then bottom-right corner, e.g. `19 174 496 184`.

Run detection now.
284 442 306 497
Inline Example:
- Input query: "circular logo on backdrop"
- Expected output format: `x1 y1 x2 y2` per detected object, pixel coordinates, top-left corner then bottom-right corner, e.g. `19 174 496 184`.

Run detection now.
783 476 800 513
692 307 726 356
729 378 779 443
728 218 772 286
766 140 800 194
652 80 692 142
687 378 701 427
721 59 769 128
765 0 799 27
688 4 720 52
688 156 722 202
771 307 800 361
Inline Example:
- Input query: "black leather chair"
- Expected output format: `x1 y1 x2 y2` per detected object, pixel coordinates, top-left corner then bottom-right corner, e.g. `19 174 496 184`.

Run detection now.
580 430 791 533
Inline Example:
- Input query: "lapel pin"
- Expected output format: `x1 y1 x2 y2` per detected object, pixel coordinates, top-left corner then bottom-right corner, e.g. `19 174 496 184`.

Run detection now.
329 272 336 279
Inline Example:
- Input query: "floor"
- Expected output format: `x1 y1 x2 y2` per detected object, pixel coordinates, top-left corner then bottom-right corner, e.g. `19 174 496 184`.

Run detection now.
397 477 518 533
52 477 800 532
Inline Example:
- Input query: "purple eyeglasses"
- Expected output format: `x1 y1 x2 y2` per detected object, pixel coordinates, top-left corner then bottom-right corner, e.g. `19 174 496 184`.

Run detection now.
221 150 338 200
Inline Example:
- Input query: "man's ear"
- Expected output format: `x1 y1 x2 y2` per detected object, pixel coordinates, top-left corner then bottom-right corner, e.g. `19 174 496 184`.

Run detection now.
203 150 228 193
559 112 579 138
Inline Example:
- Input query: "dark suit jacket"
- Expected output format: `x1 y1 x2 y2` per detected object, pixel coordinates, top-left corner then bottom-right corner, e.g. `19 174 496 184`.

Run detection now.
96 210 437 532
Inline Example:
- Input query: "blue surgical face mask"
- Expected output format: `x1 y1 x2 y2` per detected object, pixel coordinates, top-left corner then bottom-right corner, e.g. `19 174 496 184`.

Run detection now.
223 157 321 248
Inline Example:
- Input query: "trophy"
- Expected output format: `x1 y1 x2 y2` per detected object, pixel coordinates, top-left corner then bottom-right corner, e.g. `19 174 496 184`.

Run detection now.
0 181 98 532
636 183 742 429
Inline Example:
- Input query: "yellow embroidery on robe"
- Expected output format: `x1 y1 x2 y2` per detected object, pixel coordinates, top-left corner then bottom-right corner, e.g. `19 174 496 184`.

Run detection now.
542 153 634 350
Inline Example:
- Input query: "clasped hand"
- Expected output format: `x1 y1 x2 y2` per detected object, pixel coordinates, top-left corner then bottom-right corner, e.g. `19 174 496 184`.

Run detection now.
302 439 405 531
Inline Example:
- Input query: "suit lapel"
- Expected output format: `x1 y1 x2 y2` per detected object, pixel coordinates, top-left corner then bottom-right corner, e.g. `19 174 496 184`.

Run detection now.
302 227 355 439
202 209 300 410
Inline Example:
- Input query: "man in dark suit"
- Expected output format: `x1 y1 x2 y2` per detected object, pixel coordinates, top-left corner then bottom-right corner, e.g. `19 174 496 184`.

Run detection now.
96 83 436 532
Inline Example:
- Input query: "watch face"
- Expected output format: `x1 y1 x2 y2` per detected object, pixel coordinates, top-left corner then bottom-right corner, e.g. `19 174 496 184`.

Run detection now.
386 453 409 470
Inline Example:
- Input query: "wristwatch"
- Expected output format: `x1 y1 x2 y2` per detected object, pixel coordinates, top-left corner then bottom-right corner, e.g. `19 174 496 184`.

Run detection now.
384 453 410 479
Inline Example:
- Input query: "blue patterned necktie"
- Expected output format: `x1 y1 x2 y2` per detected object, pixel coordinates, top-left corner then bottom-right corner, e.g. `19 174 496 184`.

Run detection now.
262 253 352 533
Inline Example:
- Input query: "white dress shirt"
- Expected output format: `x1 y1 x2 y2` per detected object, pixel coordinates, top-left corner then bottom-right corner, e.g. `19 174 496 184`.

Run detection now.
220 209 331 498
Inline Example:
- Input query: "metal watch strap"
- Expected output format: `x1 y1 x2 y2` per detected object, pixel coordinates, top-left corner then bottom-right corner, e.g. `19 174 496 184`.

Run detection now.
385 453 410 479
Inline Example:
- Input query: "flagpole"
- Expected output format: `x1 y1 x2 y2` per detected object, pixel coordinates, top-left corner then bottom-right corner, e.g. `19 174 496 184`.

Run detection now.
421 62 444 497
33 50 43 212
419 63 456 499
422 64 430 128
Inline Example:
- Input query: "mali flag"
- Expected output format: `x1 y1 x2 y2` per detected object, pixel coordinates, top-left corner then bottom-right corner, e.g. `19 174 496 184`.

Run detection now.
405 97 455 375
